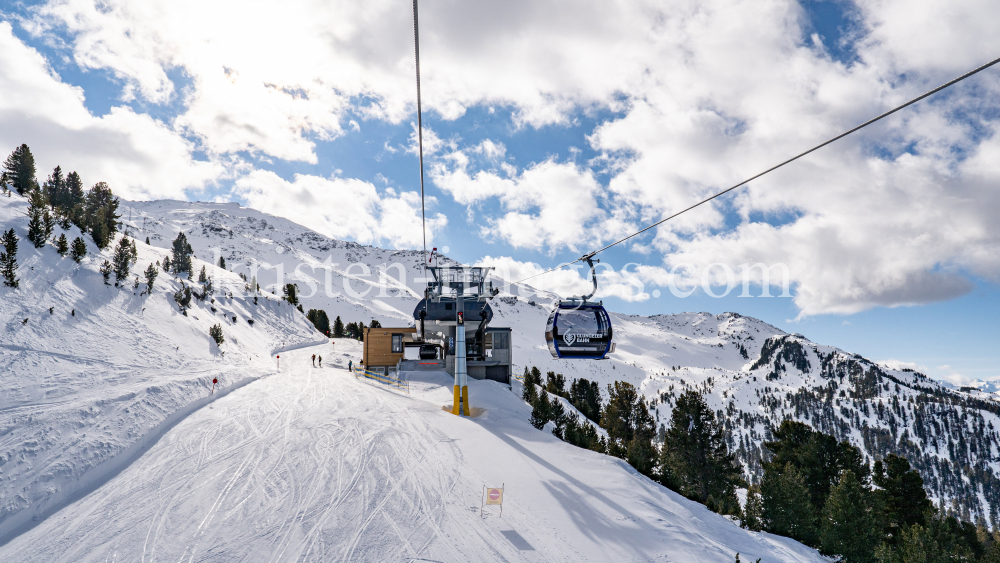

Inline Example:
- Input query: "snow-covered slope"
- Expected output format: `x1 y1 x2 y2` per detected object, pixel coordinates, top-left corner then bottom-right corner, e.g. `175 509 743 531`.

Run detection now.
0 344 824 563
117 201 789 390
0 195 322 543
3 193 997 556
119 199 1000 524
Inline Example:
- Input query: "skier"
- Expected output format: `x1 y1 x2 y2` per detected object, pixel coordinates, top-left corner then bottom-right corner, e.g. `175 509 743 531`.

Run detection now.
348 360 353 372
318 355 323 368
312 354 316 367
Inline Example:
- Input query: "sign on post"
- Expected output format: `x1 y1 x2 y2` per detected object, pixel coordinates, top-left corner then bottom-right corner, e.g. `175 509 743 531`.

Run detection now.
481 484 504 518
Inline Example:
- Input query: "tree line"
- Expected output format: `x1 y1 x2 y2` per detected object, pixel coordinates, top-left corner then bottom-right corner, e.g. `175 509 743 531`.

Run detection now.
0 143 136 288
520 366 1000 562
301 309 384 340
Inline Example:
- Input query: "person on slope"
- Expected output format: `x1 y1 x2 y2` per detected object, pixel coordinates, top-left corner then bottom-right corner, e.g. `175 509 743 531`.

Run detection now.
312 354 316 367
348 360 353 372
318 355 323 368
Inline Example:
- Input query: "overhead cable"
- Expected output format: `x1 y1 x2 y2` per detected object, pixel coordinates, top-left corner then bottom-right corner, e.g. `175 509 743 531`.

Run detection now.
514 54 1000 286
413 0 428 275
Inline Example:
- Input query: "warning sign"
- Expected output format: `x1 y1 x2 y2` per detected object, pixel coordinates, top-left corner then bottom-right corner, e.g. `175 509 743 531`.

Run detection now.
486 488 503 505
481 485 505 518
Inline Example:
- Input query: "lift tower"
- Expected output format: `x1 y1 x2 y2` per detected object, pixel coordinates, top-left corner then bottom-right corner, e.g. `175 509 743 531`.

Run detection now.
414 267 495 416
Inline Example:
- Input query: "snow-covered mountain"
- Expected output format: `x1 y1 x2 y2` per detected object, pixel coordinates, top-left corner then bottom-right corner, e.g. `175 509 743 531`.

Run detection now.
1 193 997 558
119 199 1000 525
1 194 824 561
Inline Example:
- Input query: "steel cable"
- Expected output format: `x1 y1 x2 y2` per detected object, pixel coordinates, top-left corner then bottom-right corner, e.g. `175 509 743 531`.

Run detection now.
514 55 1000 286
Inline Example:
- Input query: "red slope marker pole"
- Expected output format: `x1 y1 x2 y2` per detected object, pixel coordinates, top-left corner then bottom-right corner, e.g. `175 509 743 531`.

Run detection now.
211 378 218 395
276 355 280 371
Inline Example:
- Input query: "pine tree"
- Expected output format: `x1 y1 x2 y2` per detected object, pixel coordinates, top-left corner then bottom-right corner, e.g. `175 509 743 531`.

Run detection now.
601 381 656 475
764 420 869 522
162 255 171 272
43 207 54 241
549 397 567 439
171 232 193 275
56 233 68 256
874 524 935 563
58 211 72 230
561 413 607 453
209 324 224 346
70 237 86 263
145 236 150 245
0 228 19 288
174 286 192 311
66 171 86 229
66 171 84 208
658 390 742 512
3 144 38 195
742 485 765 531
283 283 299 305
26 189 48 248
129 238 137 264
530 388 552 429
522 367 539 404
198 265 208 283
760 462 817 546
100 260 112 285
112 236 132 283
91 211 109 249
43 166 65 209
820 470 884 562
317 310 330 334
218 256 226 269
333 315 345 337
545 371 567 398
569 378 602 423
144 262 158 292
874 454 932 536
84 182 119 243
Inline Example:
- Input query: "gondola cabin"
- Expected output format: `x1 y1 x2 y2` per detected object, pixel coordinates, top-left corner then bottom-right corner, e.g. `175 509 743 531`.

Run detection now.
545 302 614 359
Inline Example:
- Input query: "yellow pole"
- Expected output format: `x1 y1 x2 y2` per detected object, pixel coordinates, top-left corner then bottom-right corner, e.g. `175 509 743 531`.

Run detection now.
461 385 469 416
452 385 461 415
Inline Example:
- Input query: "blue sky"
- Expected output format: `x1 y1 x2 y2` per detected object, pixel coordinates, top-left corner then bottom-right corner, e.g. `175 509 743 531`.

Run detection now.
2 0 999 383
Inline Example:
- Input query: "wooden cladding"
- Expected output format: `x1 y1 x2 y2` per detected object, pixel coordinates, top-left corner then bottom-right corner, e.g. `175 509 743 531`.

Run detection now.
362 327 417 368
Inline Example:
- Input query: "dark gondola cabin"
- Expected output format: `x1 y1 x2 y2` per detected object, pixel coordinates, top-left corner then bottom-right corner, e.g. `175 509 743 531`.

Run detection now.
545 302 613 359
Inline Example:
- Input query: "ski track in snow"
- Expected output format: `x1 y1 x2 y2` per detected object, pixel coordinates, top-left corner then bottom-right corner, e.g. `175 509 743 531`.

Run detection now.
0 345 822 563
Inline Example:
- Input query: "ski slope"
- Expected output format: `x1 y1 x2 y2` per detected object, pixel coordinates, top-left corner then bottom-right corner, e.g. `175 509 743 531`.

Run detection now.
0 343 822 563
0 194 323 545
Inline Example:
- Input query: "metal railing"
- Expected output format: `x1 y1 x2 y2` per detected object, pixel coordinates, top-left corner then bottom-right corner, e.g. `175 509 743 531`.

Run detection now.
353 366 411 395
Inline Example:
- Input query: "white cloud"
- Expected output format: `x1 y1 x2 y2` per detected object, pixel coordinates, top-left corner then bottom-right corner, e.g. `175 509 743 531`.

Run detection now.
407 123 449 156
0 21 223 199
22 0 1000 316
433 156 612 253
477 255 652 303
232 169 445 248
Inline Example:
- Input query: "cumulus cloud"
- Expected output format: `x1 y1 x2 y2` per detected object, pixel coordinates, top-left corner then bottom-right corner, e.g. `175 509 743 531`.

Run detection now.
432 145 618 252
26 0 662 159
477 255 652 303
232 170 446 248
0 22 222 199
21 0 1000 316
